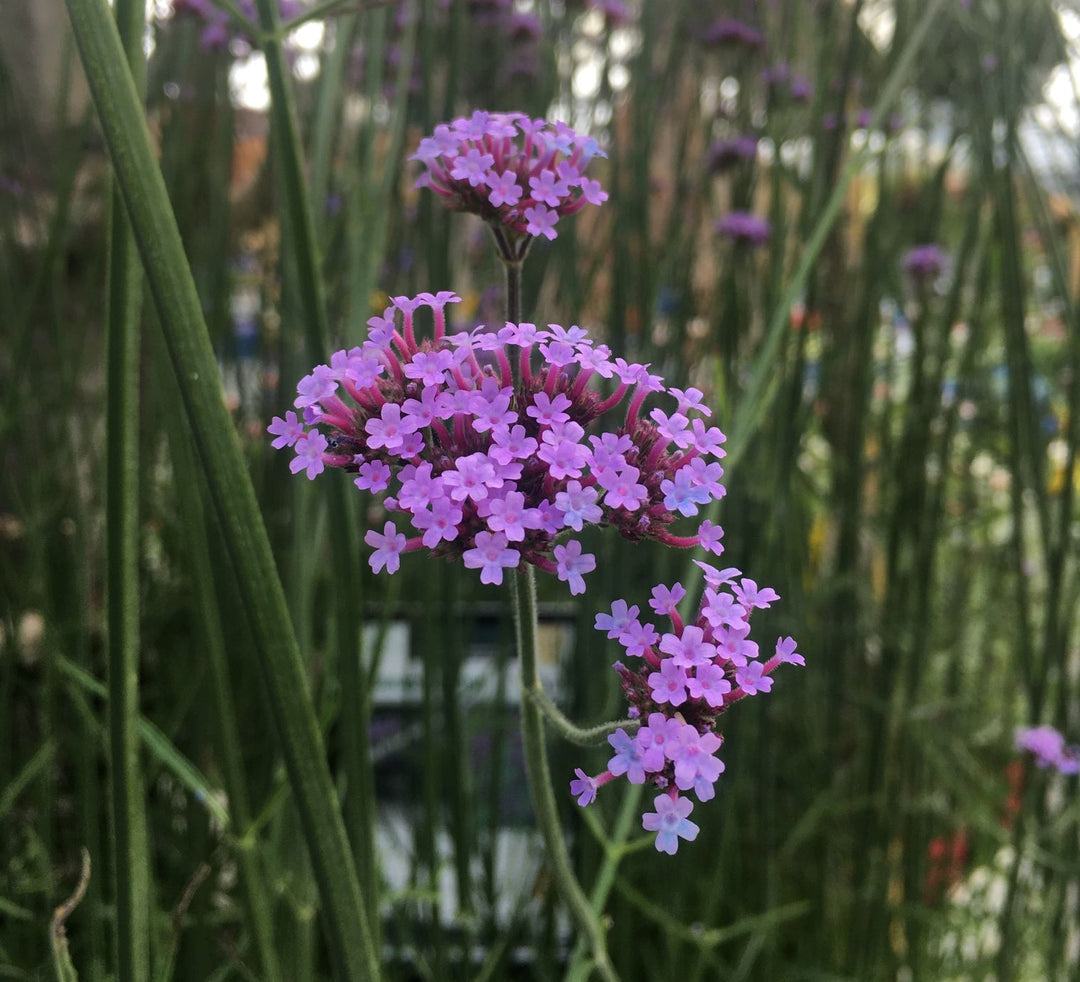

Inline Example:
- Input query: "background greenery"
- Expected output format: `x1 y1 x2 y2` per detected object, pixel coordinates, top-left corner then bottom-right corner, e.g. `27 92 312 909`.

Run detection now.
1 0 1078 979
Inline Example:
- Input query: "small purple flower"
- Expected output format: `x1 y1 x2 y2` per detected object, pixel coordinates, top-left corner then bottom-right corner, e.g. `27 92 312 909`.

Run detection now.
524 204 559 240
595 599 640 639
290 431 328 479
268 410 305 449
462 530 520 585
735 660 772 695
775 636 804 666
648 659 690 706
570 768 599 806
607 727 647 784
903 243 948 282
365 521 408 574
354 459 392 492
554 540 596 595
642 793 700 855
649 583 687 617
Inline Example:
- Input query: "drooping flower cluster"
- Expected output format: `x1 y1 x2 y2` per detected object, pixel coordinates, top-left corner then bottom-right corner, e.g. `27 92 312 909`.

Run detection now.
268 292 728 594
570 562 803 854
410 110 608 245
1015 725 1080 775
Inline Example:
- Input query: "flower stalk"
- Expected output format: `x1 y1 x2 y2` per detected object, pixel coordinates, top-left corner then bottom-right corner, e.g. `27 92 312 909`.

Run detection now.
510 566 619 982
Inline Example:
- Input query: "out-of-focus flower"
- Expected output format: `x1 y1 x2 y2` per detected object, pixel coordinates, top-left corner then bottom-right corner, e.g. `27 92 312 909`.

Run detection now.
571 569 801 853
701 17 764 47
1015 725 1080 775
706 135 758 173
715 211 771 247
269 294 729 596
903 243 948 282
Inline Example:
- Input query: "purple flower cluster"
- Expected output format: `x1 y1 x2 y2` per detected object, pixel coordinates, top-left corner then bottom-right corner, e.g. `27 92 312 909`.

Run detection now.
716 210 771 247
172 0 304 52
268 293 729 594
903 243 948 282
1015 725 1079 775
571 563 803 853
410 110 608 243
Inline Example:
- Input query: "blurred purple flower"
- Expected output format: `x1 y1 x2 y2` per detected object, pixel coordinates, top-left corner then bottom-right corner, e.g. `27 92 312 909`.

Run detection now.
903 243 948 281
706 135 758 173
716 211 771 247
702 17 764 47
1016 725 1080 775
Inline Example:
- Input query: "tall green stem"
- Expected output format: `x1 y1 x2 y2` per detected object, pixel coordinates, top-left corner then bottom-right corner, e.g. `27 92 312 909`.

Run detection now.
510 567 618 982
104 0 150 978
62 2 379 978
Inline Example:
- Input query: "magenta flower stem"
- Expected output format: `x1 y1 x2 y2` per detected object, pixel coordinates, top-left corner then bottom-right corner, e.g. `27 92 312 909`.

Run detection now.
511 567 619 982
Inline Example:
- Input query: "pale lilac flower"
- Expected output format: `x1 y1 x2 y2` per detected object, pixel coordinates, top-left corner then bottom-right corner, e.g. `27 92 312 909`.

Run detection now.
268 410 305 449
642 793 699 855
463 530 520 584
649 583 687 617
524 204 559 240
596 599 640 638
607 728 647 784
290 431 328 479
554 540 596 595
365 521 408 574
735 660 773 695
570 768 599 806
648 660 690 706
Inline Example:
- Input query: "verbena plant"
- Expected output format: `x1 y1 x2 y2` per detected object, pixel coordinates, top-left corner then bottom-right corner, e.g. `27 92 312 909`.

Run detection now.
1 1 1077 980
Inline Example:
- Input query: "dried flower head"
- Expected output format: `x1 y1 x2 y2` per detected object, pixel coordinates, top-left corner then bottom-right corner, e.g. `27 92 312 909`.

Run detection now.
572 563 803 853
269 293 728 595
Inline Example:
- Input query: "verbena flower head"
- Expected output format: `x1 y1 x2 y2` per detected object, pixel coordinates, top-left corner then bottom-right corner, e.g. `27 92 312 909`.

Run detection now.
903 243 948 282
1015 725 1080 775
716 211 771 247
268 293 729 595
410 110 608 256
572 564 803 853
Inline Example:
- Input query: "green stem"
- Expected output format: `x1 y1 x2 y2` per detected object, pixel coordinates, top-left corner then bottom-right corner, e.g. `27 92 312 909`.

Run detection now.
61 3 379 979
565 784 644 982
510 567 619 982
527 688 638 747
252 0 380 948
104 0 150 978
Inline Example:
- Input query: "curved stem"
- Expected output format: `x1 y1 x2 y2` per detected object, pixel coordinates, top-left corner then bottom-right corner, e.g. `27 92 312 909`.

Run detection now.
510 567 619 982
526 687 638 747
